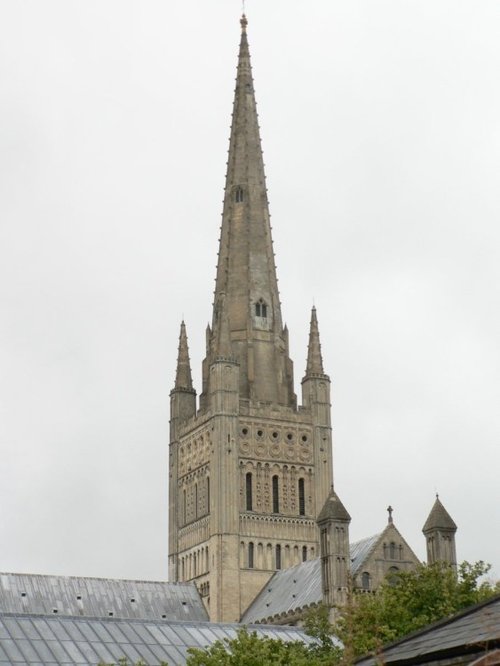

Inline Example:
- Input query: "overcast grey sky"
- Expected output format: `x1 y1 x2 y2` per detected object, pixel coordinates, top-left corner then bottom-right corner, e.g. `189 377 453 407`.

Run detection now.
0 1 499 584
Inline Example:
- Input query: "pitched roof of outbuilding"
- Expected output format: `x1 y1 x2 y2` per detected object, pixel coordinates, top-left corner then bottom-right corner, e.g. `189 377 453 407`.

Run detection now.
0 572 208 622
422 496 457 532
356 594 500 666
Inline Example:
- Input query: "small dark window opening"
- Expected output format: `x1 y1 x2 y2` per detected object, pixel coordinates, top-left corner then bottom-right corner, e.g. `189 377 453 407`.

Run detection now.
362 572 371 590
207 477 210 513
21 592 26 598
248 542 254 569
272 475 279 513
298 478 305 516
302 546 307 562
246 472 253 511
235 187 244 203
389 542 396 559
255 299 267 318
276 544 282 569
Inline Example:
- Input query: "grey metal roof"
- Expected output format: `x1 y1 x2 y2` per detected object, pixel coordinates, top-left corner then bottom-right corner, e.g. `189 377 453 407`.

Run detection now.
241 558 322 623
0 573 208 623
356 594 500 665
242 536 385 624
0 612 315 665
350 533 381 575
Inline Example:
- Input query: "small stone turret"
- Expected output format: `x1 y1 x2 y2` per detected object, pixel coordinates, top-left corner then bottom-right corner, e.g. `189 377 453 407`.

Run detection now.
317 487 351 607
423 495 457 569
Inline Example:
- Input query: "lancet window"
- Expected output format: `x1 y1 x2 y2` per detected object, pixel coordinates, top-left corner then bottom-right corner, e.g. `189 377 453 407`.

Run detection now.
255 299 267 318
272 475 279 513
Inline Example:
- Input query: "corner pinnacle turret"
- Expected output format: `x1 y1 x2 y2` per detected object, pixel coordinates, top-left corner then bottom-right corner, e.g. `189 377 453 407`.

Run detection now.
174 321 194 392
304 306 327 378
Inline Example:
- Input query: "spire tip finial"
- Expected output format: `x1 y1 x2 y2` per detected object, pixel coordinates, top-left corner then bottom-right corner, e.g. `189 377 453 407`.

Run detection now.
387 505 393 524
240 13 248 31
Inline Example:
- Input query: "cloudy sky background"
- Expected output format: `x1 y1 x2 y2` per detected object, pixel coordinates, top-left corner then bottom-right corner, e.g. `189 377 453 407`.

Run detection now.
0 1 499 583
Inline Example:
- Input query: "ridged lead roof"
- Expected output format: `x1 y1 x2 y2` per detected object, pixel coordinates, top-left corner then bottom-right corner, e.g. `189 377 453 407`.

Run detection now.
241 558 322 624
0 612 315 665
243 534 381 624
0 573 208 622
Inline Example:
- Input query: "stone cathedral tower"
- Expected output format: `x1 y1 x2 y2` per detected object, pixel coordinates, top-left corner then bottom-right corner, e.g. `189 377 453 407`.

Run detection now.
169 16 334 623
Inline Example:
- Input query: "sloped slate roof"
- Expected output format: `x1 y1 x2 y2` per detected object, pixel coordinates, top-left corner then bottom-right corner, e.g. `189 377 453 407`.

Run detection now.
422 497 457 532
0 612 315 665
350 534 380 575
241 558 322 623
356 594 500 665
242 534 386 624
0 573 207 623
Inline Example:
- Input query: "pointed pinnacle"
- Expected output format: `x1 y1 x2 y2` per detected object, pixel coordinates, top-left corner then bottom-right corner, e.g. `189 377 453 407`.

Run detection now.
305 306 325 375
175 321 193 390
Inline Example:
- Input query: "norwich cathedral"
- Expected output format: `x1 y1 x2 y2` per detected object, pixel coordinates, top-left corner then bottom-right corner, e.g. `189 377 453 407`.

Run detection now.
167 15 458 624
0 14 460 663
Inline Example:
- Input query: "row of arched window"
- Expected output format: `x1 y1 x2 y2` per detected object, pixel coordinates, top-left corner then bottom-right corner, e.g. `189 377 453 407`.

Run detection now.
245 472 306 516
179 546 209 581
240 541 314 570
383 541 403 560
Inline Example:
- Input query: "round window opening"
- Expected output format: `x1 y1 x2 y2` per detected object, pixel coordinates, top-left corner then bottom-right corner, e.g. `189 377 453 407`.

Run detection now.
257 430 263 438
272 431 278 439
287 433 293 442
301 435 308 443
242 427 248 436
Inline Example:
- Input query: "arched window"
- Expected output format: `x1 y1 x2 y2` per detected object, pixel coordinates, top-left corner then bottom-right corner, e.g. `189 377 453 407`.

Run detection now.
389 542 396 559
255 299 268 318
272 475 279 513
194 483 198 519
206 477 210 514
362 572 371 590
298 478 305 516
248 542 254 569
246 472 253 511
302 546 307 562
235 186 244 203
387 566 400 587
183 489 187 524
275 544 282 570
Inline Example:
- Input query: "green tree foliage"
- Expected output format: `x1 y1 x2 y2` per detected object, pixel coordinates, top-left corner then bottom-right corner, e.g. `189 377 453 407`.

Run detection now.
336 560 498 657
186 627 315 666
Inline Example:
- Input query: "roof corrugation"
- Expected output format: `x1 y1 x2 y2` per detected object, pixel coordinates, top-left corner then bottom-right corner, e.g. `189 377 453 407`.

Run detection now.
0 573 207 623
0 612 315 665
350 534 381 575
241 558 322 623
243 536 383 624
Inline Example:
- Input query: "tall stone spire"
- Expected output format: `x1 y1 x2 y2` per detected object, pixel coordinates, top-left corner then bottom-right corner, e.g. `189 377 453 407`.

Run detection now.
305 306 326 377
174 321 193 391
201 14 295 408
